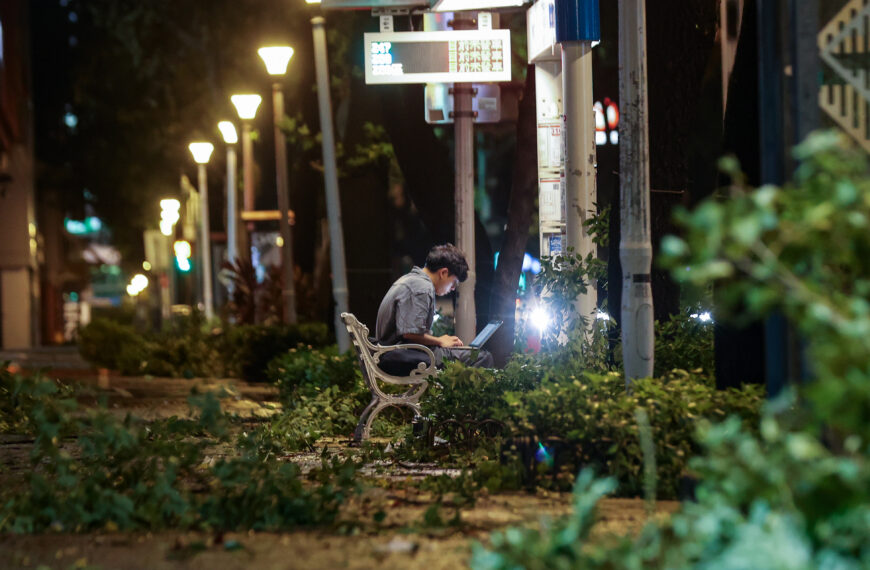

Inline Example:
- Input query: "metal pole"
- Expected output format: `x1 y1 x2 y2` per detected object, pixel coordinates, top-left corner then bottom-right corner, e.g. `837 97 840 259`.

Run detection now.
618 0 654 384
240 122 254 256
312 16 350 353
225 146 238 292
273 84 298 324
197 163 214 320
758 0 788 396
561 41 598 326
453 83 476 343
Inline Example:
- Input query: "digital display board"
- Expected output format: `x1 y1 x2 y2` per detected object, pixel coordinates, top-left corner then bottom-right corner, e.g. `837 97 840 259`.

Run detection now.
364 30 512 85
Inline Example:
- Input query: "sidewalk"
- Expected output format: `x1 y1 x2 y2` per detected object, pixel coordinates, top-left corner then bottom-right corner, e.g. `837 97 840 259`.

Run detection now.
0 345 91 371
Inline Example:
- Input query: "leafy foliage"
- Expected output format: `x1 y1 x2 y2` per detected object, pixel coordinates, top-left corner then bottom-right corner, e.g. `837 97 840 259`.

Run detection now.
473 131 870 568
77 314 329 381
0 366 75 436
532 206 610 346
653 308 715 378
0 374 359 533
661 131 870 441
419 357 760 498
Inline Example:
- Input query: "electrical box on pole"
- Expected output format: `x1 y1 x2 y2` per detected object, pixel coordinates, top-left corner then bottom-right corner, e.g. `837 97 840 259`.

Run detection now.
529 0 600 329
528 0 564 258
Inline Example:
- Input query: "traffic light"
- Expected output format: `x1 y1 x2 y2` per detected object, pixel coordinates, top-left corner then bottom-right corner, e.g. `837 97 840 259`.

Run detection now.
174 240 192 272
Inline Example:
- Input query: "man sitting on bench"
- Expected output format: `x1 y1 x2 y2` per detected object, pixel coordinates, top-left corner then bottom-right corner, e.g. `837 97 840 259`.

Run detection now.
375 243 494 373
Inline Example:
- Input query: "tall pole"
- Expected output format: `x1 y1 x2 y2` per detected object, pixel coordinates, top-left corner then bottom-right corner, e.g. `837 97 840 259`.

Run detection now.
312 16 350 353
618 0 654 384
758 0 788 396
272 84 298 324
197 163 214 320
240 122 254 256
453 83 476 343
225 146 238 264
561 41 598 325
225 145 238 292
452 12 477 343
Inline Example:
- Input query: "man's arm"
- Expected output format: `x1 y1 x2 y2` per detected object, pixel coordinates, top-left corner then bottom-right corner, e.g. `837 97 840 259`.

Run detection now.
402 332 463 348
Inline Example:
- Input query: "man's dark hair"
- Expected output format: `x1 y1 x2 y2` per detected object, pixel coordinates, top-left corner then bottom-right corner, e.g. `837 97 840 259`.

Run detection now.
425 243 469 282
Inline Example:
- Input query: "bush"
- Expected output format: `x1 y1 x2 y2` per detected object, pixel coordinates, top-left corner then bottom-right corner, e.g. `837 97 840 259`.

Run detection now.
262 345 369 449
268 344 362 403
76 315 330 381
473 131 870 568
77 318 151 374
0 378 360 532
496 371 762 497
225 323 330 382
653 308 715 378
0 366 75 435
422 359 761 498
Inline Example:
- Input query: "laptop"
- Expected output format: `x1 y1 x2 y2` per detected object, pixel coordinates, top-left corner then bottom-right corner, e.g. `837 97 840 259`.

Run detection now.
457 320 503 349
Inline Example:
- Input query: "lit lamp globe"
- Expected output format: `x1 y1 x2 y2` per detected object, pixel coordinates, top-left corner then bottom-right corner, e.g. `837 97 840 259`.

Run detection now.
188 142 214 164
258 46 294 76
217 121 238 144
230 94 262 120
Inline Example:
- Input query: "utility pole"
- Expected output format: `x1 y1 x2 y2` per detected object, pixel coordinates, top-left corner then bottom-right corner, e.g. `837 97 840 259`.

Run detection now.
556 0 600 326
618 0 654 384
452 12 477 344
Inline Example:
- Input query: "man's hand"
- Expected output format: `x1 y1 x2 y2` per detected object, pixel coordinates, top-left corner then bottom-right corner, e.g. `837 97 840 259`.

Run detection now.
437 335 463 348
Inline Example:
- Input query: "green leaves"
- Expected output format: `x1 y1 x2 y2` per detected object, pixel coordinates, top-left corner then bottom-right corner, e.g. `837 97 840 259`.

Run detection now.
0 375 361 534
661 129 870 441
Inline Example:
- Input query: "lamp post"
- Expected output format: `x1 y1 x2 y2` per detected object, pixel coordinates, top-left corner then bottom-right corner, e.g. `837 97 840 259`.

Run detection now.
310 14 351 353
230 94 262 260
258 46 298 325
217 121 239 284
188 141 215 320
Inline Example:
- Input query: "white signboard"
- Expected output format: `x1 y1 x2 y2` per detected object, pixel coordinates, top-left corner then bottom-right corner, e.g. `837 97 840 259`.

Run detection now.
364 30 512 85
538 178 563 222
536 122 562 169
527 0 558 63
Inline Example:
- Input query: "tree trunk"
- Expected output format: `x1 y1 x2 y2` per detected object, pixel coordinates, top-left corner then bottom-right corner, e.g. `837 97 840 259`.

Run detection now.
487 65 538 366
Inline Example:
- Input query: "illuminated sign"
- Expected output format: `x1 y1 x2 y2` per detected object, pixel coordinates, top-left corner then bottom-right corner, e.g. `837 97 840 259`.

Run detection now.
364 30 512 85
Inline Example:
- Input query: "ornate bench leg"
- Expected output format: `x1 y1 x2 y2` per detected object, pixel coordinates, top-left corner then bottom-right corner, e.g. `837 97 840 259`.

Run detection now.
355 400 424 441
354 396 380 441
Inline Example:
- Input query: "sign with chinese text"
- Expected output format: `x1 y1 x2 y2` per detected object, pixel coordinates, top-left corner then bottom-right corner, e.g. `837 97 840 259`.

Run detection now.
364 30 512 85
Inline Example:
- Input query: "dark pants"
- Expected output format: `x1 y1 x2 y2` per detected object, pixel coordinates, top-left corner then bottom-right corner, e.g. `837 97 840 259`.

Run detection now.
433 347 494 369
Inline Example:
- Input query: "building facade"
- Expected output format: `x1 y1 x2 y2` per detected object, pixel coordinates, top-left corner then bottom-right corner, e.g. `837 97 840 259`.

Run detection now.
0 1 38 349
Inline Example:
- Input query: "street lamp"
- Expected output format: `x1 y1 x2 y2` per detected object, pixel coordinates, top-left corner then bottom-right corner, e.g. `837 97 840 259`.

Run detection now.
217 121 240 274
230 94 262 257
308 15 350 353
258 45 298 325
188 141 215 320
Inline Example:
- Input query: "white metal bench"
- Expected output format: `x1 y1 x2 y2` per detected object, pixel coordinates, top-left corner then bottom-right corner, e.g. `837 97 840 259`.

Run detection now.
340 312 438 441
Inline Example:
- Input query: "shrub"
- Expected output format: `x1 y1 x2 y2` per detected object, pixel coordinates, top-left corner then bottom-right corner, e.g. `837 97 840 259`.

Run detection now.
0 366 75 435
496 371 762 497
653 308 715 378
77 318 150 374
473 131 870 568
76 316 330 381
0 378 359 533
222 323 330 382
268 344 362 403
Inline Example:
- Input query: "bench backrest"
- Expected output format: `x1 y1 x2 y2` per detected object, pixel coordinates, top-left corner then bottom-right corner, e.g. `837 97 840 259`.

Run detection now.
340 313 436 398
